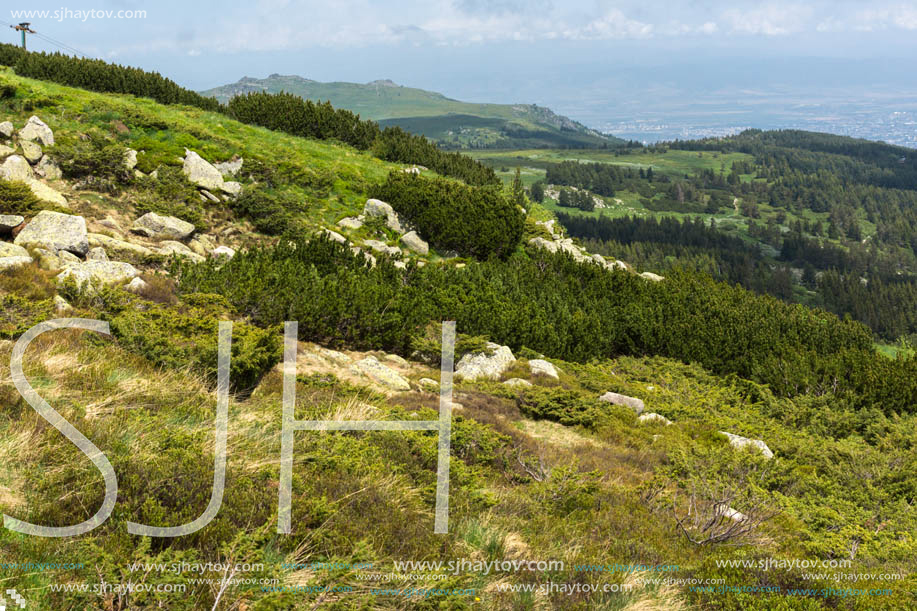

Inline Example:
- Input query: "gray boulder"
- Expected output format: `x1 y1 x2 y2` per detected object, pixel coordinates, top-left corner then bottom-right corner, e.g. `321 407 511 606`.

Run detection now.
400 231 429 255
182 150 224 191
719 432 774 459
132 212 195 240
503 378 533 388
456 343 516 381
598 391 645 415
125 277 148 293
0 143 14 158
638 413 672 425
0 121 13 138
57 261 140 289
157 241 205 262
18 116 54 146
352 356 411 391
363 198 409 233
214 156 243 176
322 229 348 244
220 181 242 196
86 247 109 262
0 155 33 181
123 149 138 170
210 245 236 259
14 210 88 256
640 272 665 282
0 214 24 234
87 233 154 258
529 359 559 380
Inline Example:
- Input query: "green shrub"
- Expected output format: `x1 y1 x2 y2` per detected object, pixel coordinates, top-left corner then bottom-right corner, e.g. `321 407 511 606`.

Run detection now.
229 187 297 235
516 387 608 428
134 166 206 229
108 293 282 392
0 178 43 215
369 172 524 260
53 134 133 193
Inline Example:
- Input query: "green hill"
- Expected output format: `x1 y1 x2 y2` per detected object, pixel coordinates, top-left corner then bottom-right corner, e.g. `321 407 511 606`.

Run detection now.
201 74 620 149
0 50 915 611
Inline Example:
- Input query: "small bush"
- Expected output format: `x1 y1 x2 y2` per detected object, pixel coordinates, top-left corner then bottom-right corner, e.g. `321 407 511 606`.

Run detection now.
134 166 205 229
0 178 43 215
229 187 296 235
54 134 133 193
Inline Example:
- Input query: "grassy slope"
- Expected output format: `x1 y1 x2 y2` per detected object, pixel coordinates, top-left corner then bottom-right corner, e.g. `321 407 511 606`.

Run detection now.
201 75 619 148
0 73 914 610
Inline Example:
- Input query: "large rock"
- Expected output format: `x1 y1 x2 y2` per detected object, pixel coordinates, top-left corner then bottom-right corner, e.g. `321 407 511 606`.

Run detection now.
24 179 68 207
0 143 15 158
322 229 348 244
182 150 224 191
14 211 88 256
18 116 54 146
638 413 672 425
0 255 32 270
529 359 559 380
598 391 645 415
57 261 140 289
456 343 516 381
131 212 195 240
35 155 62 180
210 245 236 260
20 141 42 164
720 432 774 459
352 356 411 391
640 272 665 282
0 242 29 258
87 233 154 258
0 214 24 234
400 231 429 255
363 239 401 258
0 121 13 139
0 155 33 181
86 246 108 262
363 198 409 233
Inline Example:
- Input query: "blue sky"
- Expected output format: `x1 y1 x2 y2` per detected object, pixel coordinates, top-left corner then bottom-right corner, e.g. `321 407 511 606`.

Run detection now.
4 1 917 132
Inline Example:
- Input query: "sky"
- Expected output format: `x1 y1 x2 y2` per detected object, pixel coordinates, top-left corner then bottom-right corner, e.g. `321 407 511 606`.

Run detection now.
4 1 917 137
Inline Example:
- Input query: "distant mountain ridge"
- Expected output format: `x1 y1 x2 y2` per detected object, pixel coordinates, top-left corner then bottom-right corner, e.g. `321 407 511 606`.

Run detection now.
201 74 620 149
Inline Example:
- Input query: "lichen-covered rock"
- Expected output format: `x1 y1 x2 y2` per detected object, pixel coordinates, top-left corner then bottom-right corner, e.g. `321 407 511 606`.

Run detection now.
598 391 645 415
123 148 138 170
363 198 410 233
337 217 363 230
456 343 516 381
0 242 29 258
87 233 154 258
14 210 88 255
352 356 411 391
157 241 205 262
182 150 224 191
0 143 15 158
86 246 109 262
125 277 148 293
0 121 14 139
214 156 243 176
0 155 33 181
640 272 665 282
210 245 236 259
720 432 774 459
322 229 348 244
529 359 559 379
18 116 54 146
503 378 533 388
20 140 42 164
220 181 242 196
363 239 401 257
56 260 140 289
24 179 68 207
638 413 672 425
132 212 195 240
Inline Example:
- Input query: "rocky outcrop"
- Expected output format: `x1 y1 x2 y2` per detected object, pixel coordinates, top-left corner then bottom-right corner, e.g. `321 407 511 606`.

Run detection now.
87 233 154 258
14 211 88 256
400 231 429 255
183 150 224 192
0 242 30 258
337 217 363 230
598 391 645 415
352 356 411 391
528 359 559 380
86 247 109 262
131 212 195 240
456 343 516 381
18 116 55 146
719 432 774 459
